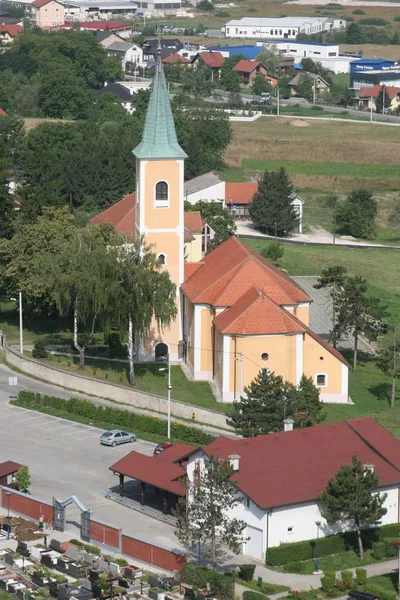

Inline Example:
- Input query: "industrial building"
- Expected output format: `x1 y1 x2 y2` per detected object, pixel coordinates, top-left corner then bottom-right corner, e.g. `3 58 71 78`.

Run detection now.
350 58 400 90
223 17 346 40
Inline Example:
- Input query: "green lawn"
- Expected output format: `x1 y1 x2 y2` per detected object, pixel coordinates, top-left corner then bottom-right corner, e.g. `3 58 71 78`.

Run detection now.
281 549 387 574
366 573 398 593
236 578 289 595
241 158 400 178
28 352 230 414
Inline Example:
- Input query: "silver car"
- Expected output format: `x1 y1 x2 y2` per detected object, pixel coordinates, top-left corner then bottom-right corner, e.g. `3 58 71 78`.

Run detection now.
100 429 136 447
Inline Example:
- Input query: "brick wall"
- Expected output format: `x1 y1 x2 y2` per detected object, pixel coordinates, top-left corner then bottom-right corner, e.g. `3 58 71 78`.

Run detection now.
1 488 53 523
122 535 186 571
90 520 121 549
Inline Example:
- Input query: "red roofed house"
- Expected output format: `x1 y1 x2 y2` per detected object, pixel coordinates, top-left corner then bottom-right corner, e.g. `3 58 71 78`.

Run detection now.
358 85 400 113
232 59 269 85
190 51 225 77
29 0 64 27
110 417 400 561
162 53 189 65
0 24 23 43
61 21 132 38
91 51 348 403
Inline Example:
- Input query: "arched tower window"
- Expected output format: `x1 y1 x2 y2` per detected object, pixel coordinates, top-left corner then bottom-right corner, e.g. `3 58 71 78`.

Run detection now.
155 181 169 207
158 253 166 266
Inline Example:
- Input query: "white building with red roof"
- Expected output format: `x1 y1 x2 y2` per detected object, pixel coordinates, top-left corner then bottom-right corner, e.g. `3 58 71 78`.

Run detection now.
91 50 346 401
110 417 400 560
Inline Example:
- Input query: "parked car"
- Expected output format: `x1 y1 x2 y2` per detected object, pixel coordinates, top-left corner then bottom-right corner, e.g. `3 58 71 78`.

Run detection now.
153 442 174 456
100 429 136 447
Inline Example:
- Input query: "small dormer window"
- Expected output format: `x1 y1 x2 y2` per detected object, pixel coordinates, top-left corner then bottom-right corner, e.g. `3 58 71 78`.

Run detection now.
155 181 169 208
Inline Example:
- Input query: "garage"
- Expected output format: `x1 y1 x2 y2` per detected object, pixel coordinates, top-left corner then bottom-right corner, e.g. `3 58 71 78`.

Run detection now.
245 525 264 560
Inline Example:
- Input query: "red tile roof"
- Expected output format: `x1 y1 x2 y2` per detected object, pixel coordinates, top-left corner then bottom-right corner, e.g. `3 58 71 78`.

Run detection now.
0 108 7 117
162 53 189 64
0 24 23 36
110 450 186 496
61 21 130 30
0 461 22 478
184 211 202 234
181 237 310 307
233 59 263 74
359 85 400 100
154 443 196 463
90 192 136 237
225 182 258 206
184 262 203 281
184 229 195 242
214 286 304 335
197 51 224 68
200 418 400 509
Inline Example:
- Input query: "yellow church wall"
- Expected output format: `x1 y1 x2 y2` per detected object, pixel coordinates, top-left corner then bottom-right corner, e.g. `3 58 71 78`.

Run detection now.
200 306 214 375
143 160 181 231
145 231 181 289
303 332 345 396
214 328 224 393
185 298 195 369
185 234 202 263
229 334 299 395
295 304 310 327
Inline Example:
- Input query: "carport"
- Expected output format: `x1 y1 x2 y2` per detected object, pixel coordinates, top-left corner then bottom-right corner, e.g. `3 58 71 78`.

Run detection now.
108 451 186 519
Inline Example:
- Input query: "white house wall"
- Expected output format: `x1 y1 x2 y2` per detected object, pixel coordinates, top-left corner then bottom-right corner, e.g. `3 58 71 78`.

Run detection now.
186 181 226 205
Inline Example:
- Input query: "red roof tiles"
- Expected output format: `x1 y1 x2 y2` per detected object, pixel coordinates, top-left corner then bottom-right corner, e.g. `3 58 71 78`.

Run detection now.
91 192 136 237
197 51 224 68
225 182 258 206
0 24 23 36
233 59 263 74
184 262 202 281
0 460 22 478
200 418 400 508
181 237 310 307
214 286 304 335
0 108 7 117
162 53 189 64
61 21 130 30
359 85 400 100
184 211 202 234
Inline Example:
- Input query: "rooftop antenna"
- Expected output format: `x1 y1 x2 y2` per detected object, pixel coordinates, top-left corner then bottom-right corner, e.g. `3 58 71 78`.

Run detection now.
157 30 162 58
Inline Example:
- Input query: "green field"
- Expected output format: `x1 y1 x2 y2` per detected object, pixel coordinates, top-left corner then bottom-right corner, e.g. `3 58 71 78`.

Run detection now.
242 158 400 178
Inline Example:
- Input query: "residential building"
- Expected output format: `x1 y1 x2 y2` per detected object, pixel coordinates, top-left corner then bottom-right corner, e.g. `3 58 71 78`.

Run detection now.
60 21 132 37
29 0 64 27
358 85 400 112
232 59 268 84
110 416 400 560
184 171 225 204
289 72 330 96
223 17 346 40
259 41 356 74
95 83 135 113
224 182 303 232
0 23 22 43
190 51 225 74
91 49 348 402
101 39 143 71
62 0 137 15
162 53 189 65
142 38 183 62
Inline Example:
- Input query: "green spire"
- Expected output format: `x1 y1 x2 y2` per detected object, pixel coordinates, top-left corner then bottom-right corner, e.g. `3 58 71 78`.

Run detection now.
133 47 187 160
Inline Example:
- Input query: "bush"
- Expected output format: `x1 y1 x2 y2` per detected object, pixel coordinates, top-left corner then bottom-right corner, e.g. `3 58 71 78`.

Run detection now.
321 572 337 596
14 392 214 446
238 564 256 582
352 8 365 14
372 541 386 560
310 105 323 111
364 583 397 600
394 15 400 20
340 570 353 587
282 561 309 574
243 592 267 600
358 18 389 25
356 568 367 586
215 9 230 16
32 339 48 359
181 563 234 599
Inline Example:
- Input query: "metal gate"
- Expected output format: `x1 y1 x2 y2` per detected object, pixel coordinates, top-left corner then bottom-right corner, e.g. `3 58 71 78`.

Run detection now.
53 498 65 532
80 509 91 542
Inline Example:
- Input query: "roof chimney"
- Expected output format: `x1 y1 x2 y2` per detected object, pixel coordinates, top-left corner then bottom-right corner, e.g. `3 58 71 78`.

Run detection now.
228 454 240 471
284 418 294 432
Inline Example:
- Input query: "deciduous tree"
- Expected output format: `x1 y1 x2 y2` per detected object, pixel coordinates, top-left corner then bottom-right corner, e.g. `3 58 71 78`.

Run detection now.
15 465 31 493
261 241 284 266
337 189 377 240
376 329 400 408
320 455 387 558
256 45 281 77
251 74 273 96
173 456 247 564
375 85 392 114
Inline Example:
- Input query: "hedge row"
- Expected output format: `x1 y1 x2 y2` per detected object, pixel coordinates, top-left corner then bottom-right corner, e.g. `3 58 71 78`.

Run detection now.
180 563 234 600
266 523 400 565
15 391 214 446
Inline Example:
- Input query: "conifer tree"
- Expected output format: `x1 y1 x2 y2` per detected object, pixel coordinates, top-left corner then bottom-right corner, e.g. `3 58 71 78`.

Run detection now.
295 375 325 426
249 168 298 236
314 266 348 348
320 455 387 558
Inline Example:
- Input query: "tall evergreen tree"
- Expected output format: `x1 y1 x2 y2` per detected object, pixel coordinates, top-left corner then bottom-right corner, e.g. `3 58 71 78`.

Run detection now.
314 266 348 348
227 369 297 436
295 375 325 425
336 189 377 240
173 456 247 565
249 168 298 236
334 276 388 369
320 455 387 558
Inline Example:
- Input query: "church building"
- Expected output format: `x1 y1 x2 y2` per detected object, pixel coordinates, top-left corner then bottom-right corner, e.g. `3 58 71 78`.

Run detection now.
92 50 350 404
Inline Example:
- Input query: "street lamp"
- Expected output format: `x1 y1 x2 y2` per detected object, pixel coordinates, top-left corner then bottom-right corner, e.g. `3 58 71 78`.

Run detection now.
314 520 322 574
6 492 11 540
159 360 171 440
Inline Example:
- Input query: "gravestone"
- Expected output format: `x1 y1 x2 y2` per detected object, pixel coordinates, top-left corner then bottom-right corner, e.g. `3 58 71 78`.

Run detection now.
4 553 13 566
80 580 92 591
50 540 64 554
109 562 120 575
82 553 94 566
98 559 109 572
65 545 80 561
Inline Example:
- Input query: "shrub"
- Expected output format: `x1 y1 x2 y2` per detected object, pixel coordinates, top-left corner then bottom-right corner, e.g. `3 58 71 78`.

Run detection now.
321 572 337 597
180 564 234 599
356 568 367 586
243 592 267 600
352 8 365 14
394 15 400 21
247 7 257 12
340 570 353 588
372 541 386 560
215 9 230 16
364 583 397 600
238 564 256 582
282 561 309 574
358 17 389 25
32 339 48 359
310 105 324 110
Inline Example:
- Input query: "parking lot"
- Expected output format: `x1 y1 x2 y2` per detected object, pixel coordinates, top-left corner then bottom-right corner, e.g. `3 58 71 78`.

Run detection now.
0 364 183 552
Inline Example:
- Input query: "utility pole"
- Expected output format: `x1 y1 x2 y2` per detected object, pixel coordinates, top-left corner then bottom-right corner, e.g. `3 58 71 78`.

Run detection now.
332 201 337 246
370 96 373 123
19 292 23 355
391 329 397 408
312 82 316 105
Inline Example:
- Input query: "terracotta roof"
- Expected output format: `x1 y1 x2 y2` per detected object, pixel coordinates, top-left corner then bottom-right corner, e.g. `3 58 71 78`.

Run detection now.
0 108 7 117
359 85 400 100
154 443 196 463
184 211 202 234
90 192 136 237
0 23 22 36
225 182 258 206
214 286 304 335
184 229 195 242
200 418 400 509
181 237 311 307
233 59 263 74
196 51 224 68
110 450 186 496
0 461 22 478
162 53 189 64
184 262 203 281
